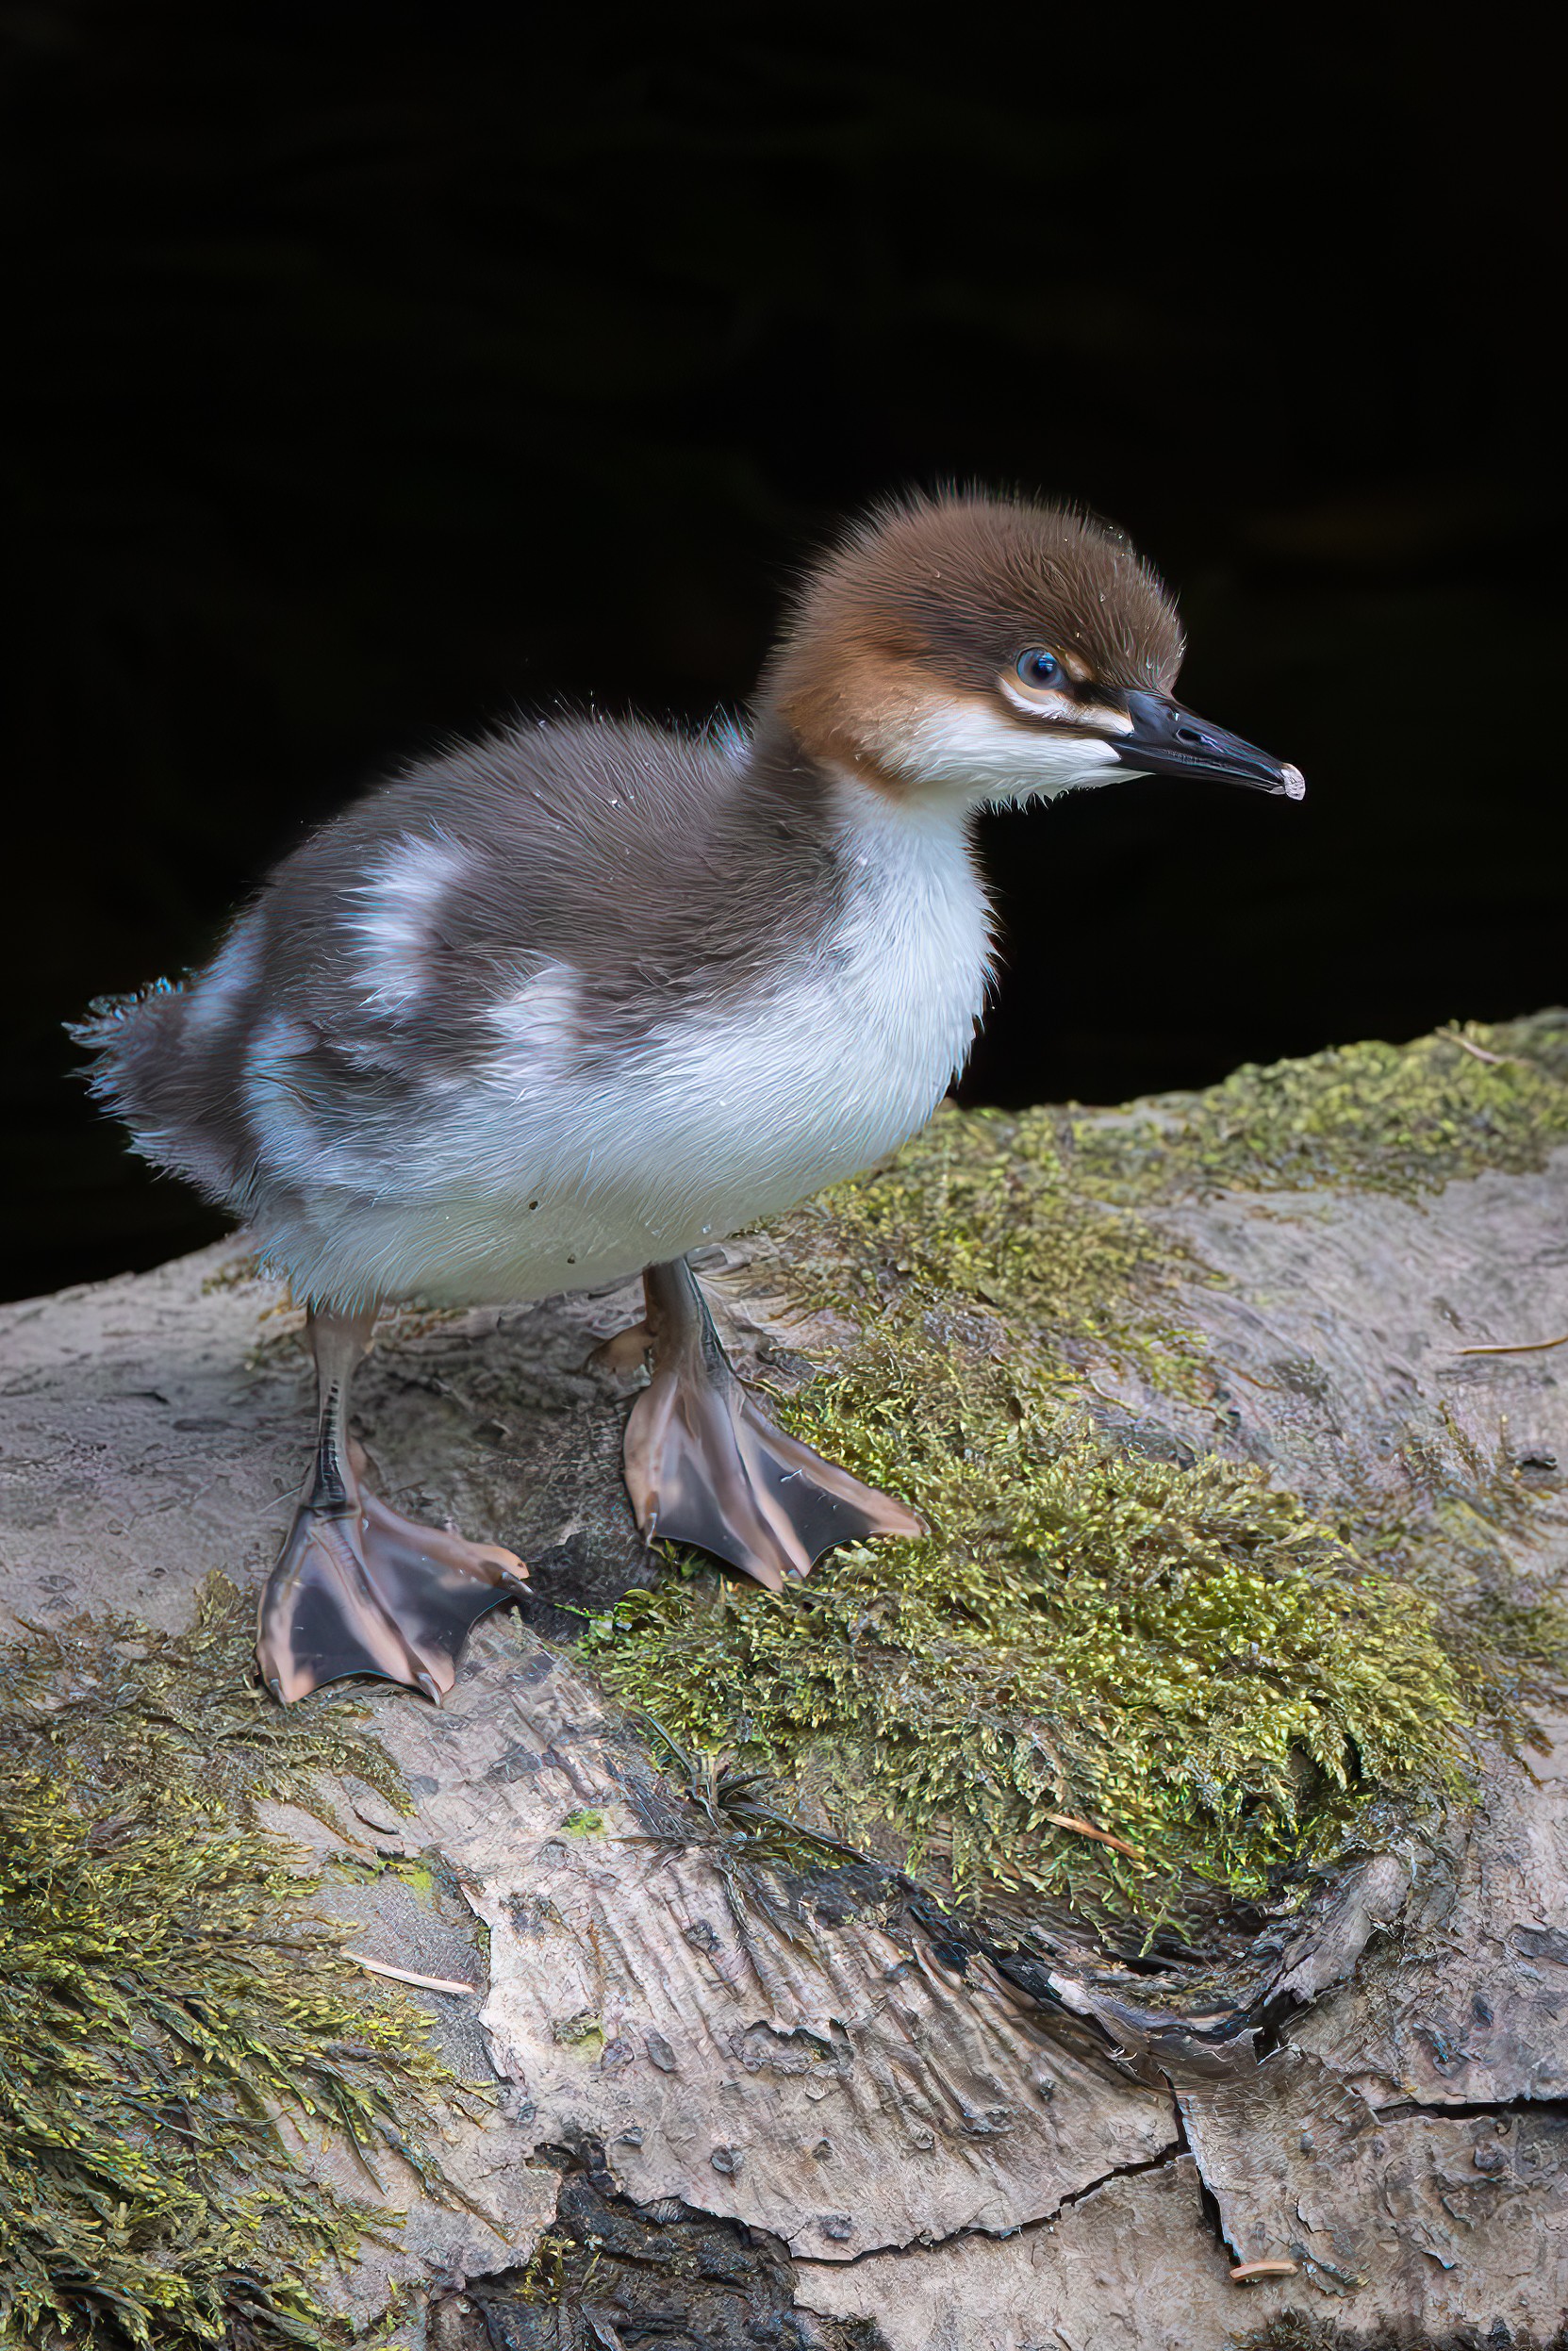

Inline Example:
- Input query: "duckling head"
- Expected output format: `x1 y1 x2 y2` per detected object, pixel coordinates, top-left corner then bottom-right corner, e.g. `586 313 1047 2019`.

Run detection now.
760 488 1304 806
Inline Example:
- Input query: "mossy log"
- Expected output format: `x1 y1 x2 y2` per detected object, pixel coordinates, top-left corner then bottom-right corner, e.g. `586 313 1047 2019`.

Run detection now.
3 1018 1567 2350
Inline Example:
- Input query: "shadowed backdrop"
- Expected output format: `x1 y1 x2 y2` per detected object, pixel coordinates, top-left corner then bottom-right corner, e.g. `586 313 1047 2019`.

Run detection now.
1 7 1560 1300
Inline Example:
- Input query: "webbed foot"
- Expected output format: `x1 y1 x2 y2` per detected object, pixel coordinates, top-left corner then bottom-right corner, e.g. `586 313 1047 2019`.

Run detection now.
622 1257 924 1591
256 1306 526 1705
258 1459 527 1704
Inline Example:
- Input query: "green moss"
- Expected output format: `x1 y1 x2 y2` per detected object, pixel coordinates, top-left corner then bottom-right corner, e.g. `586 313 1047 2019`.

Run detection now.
588 1396 1476 1928
1063 1012 1568 1203
558 1810 606 1838
550 2011 603 2052
0 1578 455 2351
585 1021 1568 1938
778 1096 1210 1396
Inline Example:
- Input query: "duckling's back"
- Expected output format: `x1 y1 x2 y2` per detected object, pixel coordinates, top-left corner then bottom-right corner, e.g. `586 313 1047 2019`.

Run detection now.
73 713 785 1207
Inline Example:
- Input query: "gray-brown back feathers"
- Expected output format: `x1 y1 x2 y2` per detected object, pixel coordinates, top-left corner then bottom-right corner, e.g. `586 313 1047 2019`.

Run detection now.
73 712 845 1217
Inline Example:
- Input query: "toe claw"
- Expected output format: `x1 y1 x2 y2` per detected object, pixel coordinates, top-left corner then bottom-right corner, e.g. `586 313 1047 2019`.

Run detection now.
589 1318 656 1374
472 1542 527 1580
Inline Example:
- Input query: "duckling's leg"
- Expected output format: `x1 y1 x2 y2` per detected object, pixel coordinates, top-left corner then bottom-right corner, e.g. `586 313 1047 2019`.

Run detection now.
622 1257 924 1590
256 1305 527 1705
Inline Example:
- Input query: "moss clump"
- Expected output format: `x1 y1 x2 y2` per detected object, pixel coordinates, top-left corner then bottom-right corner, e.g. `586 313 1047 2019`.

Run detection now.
587 1368 1474 1929
0 1577 453 2351
1062 1013 1568 1203
777 1094 1210 1396
586 1020 1568 1938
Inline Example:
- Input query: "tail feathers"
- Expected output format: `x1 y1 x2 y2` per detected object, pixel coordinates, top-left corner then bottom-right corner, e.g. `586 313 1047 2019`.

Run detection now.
67 982 245 1202
69 977 184 1101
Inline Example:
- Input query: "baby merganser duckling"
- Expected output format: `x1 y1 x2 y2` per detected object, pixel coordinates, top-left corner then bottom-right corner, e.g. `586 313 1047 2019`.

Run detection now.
75 491 1304 1705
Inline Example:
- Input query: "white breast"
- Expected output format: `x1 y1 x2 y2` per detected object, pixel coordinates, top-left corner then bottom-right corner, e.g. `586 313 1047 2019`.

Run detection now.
265 783 994 1308
627 780 995 1233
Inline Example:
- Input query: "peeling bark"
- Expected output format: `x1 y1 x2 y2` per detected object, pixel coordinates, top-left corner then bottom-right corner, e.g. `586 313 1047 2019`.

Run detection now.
1179 2048 1568 2311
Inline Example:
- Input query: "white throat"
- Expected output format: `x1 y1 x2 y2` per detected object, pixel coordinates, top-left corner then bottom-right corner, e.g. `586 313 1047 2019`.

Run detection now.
869 695 1126 807
824 769 996 1084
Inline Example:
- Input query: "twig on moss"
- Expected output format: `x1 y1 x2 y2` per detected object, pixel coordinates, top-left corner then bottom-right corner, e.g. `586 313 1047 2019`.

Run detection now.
1042 1812 1147 1862
1437 1026 1517 1068
343 1951 479 1996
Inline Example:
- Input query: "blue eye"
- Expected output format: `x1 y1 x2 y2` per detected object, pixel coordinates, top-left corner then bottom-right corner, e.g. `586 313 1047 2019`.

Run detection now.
1016 649 1060 687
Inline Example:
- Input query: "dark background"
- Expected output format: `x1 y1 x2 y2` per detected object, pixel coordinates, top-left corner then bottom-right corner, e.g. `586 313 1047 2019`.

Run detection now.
2 8 1561 1304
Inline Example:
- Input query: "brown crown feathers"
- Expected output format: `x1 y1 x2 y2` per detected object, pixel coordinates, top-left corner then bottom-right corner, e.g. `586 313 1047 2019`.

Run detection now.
758 489 1186 776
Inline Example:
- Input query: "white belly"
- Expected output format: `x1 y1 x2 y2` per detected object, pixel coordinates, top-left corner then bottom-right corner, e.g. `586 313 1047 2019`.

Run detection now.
258 792 994 1309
